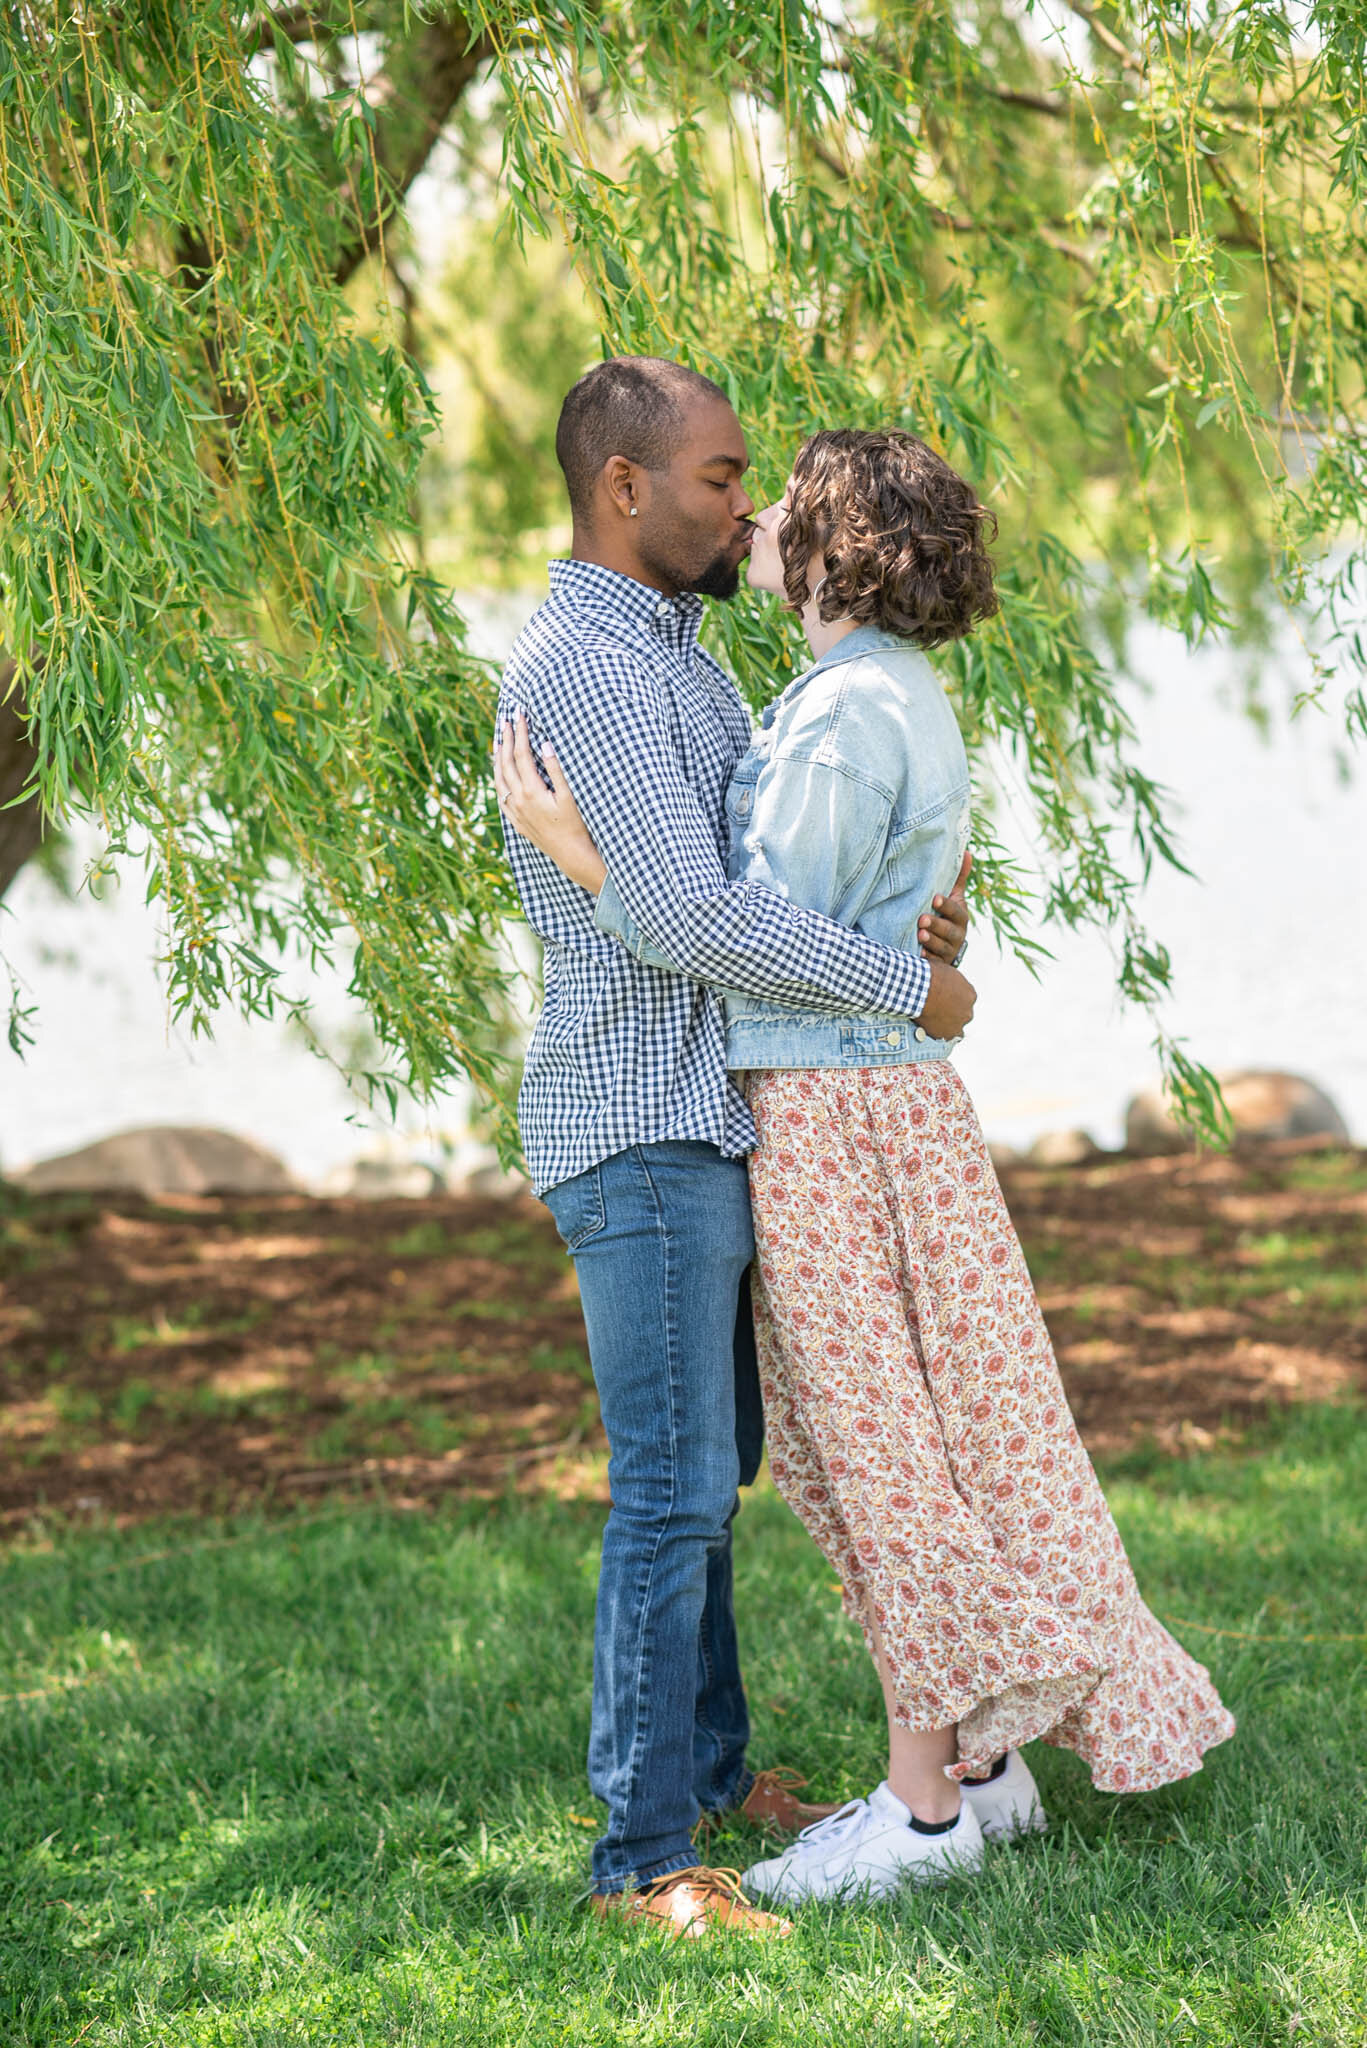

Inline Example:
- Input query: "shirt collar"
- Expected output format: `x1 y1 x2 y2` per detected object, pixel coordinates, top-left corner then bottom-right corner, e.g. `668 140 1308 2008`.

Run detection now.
548 558 705 653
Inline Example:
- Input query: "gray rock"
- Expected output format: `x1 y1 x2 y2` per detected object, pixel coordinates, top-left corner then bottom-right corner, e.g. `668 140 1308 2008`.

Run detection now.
318 1155 446 1199
1125 1069 1350 1154
15 1125 297 1196
1027 1128 1104 1168
1124 1090 1188 1154
454 1161 531 1201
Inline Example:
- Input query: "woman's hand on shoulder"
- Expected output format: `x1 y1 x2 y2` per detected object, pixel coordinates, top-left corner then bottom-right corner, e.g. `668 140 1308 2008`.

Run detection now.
493 711 608 895
917 849 971 963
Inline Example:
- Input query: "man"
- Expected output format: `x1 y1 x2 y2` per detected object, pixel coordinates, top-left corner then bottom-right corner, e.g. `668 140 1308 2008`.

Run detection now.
493 358 973 1936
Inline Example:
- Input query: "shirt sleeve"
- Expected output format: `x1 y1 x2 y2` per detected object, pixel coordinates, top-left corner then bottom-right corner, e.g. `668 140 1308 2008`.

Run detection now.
528 644 930 1020
594 752 900 980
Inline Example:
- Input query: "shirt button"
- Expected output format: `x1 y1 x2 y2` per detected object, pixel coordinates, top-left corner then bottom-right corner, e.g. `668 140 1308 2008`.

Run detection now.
914 1026 927 1043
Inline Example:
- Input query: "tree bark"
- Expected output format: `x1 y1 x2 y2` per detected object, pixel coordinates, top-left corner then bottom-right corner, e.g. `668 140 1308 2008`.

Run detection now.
0 663 44 901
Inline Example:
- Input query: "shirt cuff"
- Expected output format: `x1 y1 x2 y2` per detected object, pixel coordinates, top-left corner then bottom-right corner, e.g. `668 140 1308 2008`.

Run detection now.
894 950 934 1022
593 872 643 952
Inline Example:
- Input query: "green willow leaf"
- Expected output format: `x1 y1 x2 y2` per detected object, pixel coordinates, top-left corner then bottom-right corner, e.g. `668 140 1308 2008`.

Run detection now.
3 0 1364 1158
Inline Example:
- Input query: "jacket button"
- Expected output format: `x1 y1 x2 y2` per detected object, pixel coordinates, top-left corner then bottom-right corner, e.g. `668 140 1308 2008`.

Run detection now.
884 1031 899 1047
914 1026 927 1043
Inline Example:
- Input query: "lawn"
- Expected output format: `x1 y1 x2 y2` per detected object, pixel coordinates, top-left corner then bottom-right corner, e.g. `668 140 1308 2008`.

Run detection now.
2 1403 1365 2046
2 1145 1365 2044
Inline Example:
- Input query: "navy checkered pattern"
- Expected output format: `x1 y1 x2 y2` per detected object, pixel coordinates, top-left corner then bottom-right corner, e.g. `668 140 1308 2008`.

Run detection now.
497 560 932 1197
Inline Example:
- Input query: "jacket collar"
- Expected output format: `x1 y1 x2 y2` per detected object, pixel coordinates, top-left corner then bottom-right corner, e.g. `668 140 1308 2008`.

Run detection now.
810 623 910 671
760 625 915 728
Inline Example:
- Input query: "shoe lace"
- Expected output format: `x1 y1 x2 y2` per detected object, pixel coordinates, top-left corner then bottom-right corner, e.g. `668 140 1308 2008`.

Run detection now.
641 1864 747 1904
693 1766 815 1844
793 1797 868 1850
748 1766 809 1796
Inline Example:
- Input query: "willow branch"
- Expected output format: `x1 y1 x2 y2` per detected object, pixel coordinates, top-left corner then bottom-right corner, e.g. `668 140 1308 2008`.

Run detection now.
1061 0 1143 74
330 15 493 288
989 85 1067 115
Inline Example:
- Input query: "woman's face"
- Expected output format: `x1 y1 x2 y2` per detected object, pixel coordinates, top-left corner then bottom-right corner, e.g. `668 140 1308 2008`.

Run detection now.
745 476 793 597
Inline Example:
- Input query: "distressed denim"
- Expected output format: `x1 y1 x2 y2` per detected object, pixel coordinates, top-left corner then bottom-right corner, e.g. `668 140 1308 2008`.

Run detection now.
543 1138 763 1892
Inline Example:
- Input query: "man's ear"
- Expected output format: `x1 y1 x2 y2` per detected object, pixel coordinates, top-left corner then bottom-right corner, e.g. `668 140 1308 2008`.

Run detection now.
602 455 640 521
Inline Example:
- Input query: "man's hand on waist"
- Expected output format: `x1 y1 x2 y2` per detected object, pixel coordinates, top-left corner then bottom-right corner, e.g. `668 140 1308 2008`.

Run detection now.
916 959 976 1039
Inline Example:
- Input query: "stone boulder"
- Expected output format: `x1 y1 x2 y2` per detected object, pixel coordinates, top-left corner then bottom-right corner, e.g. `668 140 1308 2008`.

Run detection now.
1026 1128 1104 1168
15 1125 297 1197
1124 1070 1350 1154
314 1152 530 1200
317 1154 446 1199
455 1160 531 1201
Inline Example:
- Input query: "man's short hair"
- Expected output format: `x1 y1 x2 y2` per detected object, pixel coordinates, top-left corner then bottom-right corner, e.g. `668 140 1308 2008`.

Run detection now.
555 356 730 522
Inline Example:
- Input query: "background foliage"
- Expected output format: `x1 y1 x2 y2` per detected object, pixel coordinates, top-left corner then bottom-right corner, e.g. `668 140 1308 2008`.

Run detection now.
4 1 1365 1151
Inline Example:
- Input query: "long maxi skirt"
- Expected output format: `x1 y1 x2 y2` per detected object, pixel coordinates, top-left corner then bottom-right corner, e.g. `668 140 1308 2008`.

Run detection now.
744 1063 1235 1792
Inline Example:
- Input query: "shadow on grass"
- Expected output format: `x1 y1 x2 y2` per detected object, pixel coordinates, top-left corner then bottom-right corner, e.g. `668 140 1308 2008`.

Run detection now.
2 1408 1366 2044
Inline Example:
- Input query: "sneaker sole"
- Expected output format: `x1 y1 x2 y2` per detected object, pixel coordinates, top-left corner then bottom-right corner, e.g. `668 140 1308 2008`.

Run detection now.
759 1846 987 1905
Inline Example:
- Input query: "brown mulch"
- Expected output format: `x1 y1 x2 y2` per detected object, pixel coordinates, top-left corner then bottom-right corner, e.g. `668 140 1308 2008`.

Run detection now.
999 1138 1365 1451
1 1139 1363 1527
0 1191 596 1526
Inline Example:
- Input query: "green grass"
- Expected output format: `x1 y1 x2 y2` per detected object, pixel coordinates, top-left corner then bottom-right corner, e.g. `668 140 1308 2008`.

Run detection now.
2 1405 1366 2047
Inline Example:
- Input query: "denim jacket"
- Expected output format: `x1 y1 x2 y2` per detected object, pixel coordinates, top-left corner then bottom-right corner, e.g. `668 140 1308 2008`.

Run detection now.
593 624 972 1069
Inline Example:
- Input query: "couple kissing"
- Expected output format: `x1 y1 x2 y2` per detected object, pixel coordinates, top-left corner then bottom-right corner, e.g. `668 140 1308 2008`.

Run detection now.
492 356 1234 1938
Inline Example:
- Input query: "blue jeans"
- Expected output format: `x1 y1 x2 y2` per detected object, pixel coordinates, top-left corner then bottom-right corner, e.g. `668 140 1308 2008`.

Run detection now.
543 1140 764 1893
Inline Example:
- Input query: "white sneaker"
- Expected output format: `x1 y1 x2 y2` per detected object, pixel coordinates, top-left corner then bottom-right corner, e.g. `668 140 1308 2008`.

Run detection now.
960 1750 1047 1842
743 1781 985 1904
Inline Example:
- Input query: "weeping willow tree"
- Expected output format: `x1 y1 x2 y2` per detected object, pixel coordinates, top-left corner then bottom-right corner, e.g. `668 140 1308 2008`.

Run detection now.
3 2 1364 1150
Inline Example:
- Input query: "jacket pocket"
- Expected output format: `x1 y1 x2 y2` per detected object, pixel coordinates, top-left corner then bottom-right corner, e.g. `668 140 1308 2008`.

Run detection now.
725 749 760 824
543 1163 606 1252
839 1022 911 1059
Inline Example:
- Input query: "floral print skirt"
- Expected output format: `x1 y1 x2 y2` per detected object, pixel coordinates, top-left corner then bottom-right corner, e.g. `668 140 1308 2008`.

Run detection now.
744 1062 1235 1792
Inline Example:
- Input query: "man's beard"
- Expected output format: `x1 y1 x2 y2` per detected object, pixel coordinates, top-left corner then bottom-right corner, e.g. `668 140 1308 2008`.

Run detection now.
638 516 748 601
681 548 743 600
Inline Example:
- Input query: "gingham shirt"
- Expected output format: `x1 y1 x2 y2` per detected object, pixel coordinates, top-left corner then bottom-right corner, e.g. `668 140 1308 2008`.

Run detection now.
497 559 932 1197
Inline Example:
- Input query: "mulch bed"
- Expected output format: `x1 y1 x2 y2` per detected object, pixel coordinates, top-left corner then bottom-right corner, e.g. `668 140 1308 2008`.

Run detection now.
1 1139 1362 1527
1000 1139 1365 1450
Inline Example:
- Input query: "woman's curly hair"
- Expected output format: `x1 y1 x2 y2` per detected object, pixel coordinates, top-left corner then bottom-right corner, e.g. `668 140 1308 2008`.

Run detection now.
780 428 998 646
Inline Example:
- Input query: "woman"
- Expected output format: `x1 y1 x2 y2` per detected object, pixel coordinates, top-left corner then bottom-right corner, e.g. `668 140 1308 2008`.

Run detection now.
495 428 1234 1905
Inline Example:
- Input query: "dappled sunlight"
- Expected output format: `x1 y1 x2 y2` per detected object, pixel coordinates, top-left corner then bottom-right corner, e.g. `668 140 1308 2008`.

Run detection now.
3 1149 1364 1521
3 1417 1364 2042
1007 1142 1367 1453
194 1234 335 1265
0 1192 597 1523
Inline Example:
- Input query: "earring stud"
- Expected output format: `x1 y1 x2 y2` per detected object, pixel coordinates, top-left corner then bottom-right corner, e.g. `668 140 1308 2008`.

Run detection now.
629 507 639 517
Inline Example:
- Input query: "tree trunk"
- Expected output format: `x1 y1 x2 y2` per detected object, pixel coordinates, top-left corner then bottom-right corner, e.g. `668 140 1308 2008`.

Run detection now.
0 663 44 900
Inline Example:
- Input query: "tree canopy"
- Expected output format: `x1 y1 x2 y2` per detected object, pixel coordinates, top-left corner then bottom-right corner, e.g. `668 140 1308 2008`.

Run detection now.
3 1 1364 1150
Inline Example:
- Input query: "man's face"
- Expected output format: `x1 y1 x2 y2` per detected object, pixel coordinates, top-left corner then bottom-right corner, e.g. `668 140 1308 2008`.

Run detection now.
635 396 756 599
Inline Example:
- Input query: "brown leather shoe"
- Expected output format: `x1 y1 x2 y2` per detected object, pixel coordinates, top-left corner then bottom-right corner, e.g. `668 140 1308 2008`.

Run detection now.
739 1767 843 1837
589 1865 793 1938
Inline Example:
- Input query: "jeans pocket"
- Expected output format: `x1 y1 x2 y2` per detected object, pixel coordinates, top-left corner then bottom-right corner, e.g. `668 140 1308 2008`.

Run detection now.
544 1163 606 1252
